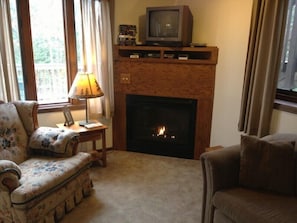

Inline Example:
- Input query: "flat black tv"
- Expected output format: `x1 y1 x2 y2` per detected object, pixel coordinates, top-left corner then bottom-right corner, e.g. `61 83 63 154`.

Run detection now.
146 5 193 47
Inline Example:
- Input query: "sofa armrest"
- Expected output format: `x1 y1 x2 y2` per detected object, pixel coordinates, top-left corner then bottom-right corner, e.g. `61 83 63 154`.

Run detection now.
0 160 22 193
200 145 241 223
29 127 79 157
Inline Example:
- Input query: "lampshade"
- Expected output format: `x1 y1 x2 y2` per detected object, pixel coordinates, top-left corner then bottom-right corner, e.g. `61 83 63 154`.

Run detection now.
68 72 104 99
68 72 104 126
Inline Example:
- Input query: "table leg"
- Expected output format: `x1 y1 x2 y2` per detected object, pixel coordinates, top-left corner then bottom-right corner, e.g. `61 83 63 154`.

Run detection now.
101 129 106 167
90 130 106 167
92 140 96 150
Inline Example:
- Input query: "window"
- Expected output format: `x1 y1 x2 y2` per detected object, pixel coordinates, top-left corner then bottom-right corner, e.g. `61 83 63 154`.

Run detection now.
29 0 68 104
9 0 25 100
9 0 81 110
276 0 297 105
74 0 83 72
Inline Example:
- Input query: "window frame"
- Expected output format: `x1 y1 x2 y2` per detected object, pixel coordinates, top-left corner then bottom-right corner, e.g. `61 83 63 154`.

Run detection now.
16 0 83 112
275 0 297 114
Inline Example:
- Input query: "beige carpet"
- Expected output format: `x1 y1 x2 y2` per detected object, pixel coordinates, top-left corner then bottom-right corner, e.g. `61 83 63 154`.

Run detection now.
60 150 203 223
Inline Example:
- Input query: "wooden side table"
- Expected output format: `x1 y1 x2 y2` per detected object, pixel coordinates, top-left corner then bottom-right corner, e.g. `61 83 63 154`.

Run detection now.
205 145 223 152
56 122 108 167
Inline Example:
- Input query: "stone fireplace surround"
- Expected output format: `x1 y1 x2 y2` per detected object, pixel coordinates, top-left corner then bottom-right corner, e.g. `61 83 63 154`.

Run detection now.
112 46 218 159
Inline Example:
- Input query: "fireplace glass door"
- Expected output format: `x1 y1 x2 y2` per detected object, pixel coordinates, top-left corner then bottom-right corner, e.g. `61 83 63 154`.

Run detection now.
126 94 197 159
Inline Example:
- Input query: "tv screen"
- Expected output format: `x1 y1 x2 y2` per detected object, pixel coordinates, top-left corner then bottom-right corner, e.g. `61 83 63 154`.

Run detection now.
146 6 193 47
148 10 179 38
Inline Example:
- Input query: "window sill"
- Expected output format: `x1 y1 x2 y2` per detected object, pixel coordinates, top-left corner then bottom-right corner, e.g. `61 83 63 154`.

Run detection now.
38 103 84 113
274 99 297 114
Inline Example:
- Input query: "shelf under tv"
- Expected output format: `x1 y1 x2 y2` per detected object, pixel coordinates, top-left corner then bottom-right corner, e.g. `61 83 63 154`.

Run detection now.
114 45 218 65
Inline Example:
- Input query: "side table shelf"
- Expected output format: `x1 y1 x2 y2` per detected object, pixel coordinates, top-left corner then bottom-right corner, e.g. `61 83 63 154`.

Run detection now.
56 122 108 167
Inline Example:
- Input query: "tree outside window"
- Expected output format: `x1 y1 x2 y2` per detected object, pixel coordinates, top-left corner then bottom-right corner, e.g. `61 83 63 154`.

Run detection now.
9 0 82 108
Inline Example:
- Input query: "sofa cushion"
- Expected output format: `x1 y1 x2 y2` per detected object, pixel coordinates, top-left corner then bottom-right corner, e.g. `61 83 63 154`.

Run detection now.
11 152 92 209
213 188 297 223
213 209 235 223
0 103 28 164
239 135 295 195
262 133 297 148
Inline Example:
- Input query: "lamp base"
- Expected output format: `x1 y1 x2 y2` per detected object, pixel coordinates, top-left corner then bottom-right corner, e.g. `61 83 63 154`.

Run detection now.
78 120 98 126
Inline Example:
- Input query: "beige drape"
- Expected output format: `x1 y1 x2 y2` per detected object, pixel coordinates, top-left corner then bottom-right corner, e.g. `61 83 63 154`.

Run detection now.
238 0 288 136
0 0 20 102
80 0 114 119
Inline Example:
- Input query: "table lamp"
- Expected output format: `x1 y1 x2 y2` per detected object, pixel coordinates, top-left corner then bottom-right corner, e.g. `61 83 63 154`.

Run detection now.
68 72 104 126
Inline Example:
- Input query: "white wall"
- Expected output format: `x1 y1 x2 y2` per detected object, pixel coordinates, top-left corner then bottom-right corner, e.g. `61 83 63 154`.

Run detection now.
271 110 297 133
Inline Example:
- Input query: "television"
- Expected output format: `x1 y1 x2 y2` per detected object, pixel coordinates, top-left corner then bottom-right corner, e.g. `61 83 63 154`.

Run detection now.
145 5 193 47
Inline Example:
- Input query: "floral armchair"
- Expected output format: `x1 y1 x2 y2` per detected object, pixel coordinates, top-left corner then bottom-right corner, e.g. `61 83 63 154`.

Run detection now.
0 101 93 223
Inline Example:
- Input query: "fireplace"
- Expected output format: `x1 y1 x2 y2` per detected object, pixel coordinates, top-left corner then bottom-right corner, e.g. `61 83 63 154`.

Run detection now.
113 46 218 159
126 94 197 159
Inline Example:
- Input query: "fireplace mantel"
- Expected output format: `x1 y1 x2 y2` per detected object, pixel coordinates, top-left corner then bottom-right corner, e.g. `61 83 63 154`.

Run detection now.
113 45 219 159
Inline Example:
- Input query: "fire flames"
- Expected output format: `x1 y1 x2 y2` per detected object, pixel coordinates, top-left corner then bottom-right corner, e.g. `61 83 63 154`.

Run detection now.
157 126 166 137
151 125 176 139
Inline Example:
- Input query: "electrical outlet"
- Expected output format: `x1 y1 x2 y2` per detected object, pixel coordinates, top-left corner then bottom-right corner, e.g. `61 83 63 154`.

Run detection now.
120 73 131 84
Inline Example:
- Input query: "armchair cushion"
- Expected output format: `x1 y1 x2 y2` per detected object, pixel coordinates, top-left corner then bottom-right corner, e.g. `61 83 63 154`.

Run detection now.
213 188 297 223
239 135 296 195
0 103 28 164
29 127 79 157
11 152 91 209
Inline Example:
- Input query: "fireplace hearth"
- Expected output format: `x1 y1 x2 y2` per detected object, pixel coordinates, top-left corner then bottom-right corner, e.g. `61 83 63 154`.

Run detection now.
126 94 197 159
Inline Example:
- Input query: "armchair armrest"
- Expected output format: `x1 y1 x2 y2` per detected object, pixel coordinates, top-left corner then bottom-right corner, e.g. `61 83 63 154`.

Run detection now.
0 160 22 193
29 127 79 157
200 145 241 223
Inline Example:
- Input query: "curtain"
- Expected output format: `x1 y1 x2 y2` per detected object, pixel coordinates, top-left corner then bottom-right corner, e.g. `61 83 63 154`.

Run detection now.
80 0 114 119
0 0 20 102
238 0 288 136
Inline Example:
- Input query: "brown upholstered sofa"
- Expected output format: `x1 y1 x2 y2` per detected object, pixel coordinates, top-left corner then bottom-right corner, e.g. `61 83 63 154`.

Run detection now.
200 133 297 223
0 101 93 223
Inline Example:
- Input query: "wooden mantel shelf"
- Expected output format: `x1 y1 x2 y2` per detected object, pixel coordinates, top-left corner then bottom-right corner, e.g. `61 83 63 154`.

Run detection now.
112 45 219 159
114 45 218 65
